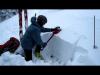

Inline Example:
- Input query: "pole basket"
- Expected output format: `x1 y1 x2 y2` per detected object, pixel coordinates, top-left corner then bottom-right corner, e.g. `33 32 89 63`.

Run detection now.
93 45 98 49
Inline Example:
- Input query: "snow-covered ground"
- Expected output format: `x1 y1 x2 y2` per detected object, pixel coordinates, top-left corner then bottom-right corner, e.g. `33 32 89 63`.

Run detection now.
0 9 100 65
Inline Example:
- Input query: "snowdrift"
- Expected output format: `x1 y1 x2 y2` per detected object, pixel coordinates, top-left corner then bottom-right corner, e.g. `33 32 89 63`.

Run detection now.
1 10 100 65
0 51 62 66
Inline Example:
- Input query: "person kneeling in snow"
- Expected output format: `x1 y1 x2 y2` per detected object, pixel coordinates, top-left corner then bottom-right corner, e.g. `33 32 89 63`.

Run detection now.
0 37 20 55
21 15 61 61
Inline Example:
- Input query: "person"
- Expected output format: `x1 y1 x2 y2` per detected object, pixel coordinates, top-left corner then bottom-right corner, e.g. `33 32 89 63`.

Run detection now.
0 37 20 55
21 15 61 61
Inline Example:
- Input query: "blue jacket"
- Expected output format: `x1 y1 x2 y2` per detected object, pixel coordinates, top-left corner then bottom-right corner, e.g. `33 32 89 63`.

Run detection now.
21 17 52 50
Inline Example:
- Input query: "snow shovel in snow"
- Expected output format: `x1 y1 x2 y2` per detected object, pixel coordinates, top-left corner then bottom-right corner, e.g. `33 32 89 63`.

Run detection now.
41 27 61 51
35 27 61 60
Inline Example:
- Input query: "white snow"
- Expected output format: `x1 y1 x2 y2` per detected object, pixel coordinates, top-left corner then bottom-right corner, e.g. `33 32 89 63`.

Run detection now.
0 9 100 65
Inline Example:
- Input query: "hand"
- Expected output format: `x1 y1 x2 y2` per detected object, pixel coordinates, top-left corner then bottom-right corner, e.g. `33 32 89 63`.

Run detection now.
43 42 47 48
40 42 47 51
53 26 61 34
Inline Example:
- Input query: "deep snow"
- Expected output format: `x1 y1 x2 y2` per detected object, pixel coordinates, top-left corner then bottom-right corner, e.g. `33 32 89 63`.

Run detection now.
0 9 100 65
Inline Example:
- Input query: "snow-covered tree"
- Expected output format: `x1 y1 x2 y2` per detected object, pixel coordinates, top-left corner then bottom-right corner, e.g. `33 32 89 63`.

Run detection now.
0 9 18 22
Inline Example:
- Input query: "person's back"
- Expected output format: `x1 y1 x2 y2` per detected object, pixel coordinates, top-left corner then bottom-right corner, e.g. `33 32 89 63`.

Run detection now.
21 23 41 51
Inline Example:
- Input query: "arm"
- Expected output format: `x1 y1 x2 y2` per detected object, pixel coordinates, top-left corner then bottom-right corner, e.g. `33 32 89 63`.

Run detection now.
41 26 61 34
41 27 54 32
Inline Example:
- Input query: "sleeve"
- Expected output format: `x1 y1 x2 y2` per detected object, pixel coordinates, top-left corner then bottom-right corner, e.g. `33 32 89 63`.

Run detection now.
41 27 54 32
31 28 44 46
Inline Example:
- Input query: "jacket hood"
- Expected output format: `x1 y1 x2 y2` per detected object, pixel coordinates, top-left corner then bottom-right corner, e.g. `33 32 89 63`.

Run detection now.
31 17 43 28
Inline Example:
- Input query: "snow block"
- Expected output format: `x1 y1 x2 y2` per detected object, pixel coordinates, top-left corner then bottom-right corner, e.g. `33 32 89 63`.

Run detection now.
41 33 77 64
41 31 89 64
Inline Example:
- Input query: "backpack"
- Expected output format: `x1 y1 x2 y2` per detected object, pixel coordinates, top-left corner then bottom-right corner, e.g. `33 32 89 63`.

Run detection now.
0 37 20 55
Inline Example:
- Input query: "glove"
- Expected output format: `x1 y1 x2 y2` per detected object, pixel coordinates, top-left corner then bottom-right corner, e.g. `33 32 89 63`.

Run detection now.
52 26 61 34
43 42 47 47
35 52 44 60
40 42 47 51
